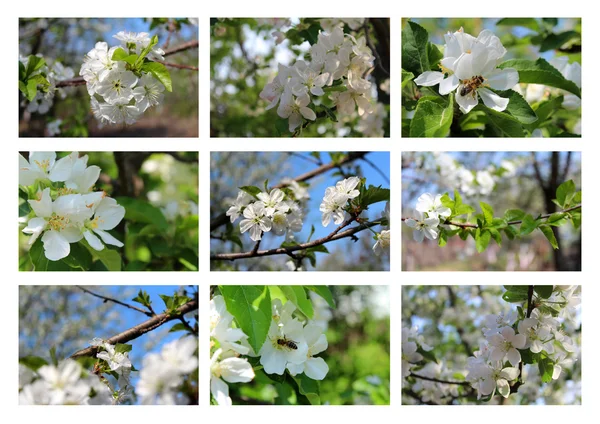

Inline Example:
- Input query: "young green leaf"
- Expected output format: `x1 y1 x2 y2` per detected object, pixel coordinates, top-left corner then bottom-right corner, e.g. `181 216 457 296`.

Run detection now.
539 226 559 249
141 62 173 92
401 21 430 74
409 95 454 137
238 185 262 199
279 286 314 319
304 286 335 308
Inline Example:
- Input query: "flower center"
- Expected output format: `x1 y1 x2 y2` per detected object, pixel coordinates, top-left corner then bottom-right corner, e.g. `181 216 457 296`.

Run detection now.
34 159 51 173
48 213 69 231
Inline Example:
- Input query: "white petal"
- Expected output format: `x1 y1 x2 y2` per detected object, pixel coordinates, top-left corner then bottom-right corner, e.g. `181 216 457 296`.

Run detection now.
486 68 519 91
456 87 479 113
478 88 509 112
413 229 424 243
210 377 231 406
506 348 521 367
84 230 105 251
94 229 124 247
500 367 520 380
41 231 70 261
28 188 52 218
304 357 329 380
439 74 460 95
300 106 316 121
497 378 510 398
413 71 444 87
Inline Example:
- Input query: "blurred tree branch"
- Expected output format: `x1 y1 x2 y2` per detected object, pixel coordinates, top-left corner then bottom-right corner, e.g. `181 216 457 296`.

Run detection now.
76 286 153 317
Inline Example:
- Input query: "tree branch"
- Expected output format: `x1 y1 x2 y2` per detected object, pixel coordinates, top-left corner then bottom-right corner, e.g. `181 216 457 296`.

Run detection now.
69 299 198 359
401 205 581 229
76 286 153 317
211 218 380 261
210 152 367 232
411 373 472 386
163 40 199 56
154 60 198 71
514 285 535 393
363 19 389 77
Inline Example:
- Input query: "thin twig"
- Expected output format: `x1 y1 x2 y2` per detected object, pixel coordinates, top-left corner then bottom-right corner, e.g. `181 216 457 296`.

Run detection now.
154 60 198 71
411 373 472 387
211 218 380 261
363 19 389 77
163 40 199 56
361 157 390 184
76 286 152 317
70 299 198 359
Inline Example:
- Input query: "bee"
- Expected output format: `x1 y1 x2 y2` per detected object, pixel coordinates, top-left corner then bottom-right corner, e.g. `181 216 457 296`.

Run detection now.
460 75 485 97
276 337 298 350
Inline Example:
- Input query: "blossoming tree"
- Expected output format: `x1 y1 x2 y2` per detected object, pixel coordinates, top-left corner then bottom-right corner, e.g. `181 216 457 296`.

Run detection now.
402 285 581 405
19 285 198 405
210 152 390 271
402 18 581 137
19 152 199 271
211 285 390 405
19 18 198 137
402 152 581 271
211 18 390 137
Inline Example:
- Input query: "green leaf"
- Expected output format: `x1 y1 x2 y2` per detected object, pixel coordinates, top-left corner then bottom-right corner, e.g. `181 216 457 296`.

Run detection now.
132 289 151 307
292 373 321 405
28 239 73 271
357 185 390 208
401 21 430 74
519 348 536 365
496 18 540 32
502 290 529 303
427 42 443 69
539 31 580 52
20 355 49 371
111 48 138 65
116 197 168 232
136 34 159 64
498 58 581 98
479 202 494 224
304 286 335 308
496 90 538 124
141 61 172 92
409 94 454 137
555 180 576 208
25 55 46 79
504 285 530 294
279 286 314 319
26 78 39 102
504 209 526 222
534 285 554 299
401 69 414 89
169 323 190 333
219 286 272 354
239 185 262 199
482 106 525 137
538 357 554 383
475 229 491 253
80 239 122 271
438 227 448 247
114 343 132 354
539 226 559 249
520 214 539 236
418 346 438 363
319 105 337 122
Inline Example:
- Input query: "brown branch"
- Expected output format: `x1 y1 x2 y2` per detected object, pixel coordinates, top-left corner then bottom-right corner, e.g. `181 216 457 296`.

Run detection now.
210 152 368 232
56 77 85 88
363 19 389 77
76 286 152 317
154 60 198 71
70 299 198 359
163 40 199 56
211 218 380 261
411 373 471 387
513 285 535 393
401 205 581 229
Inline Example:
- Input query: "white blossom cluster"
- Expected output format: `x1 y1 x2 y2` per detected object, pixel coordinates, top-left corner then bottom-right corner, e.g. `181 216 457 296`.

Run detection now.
80 31 166 125
466 286 580 400
259 25 378 133
403 192 450 243
210 294 330 405
19 359 114 405
319 176 361 227
20 54 74 114
414 27 519 113
136 336 198 405
226 186 305 242
402 326 433 378
20 151 125 261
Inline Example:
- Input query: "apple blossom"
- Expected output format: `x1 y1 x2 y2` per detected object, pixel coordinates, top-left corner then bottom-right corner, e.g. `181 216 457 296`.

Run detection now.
488 327 526 366
415 192 451 220
239 202 272 242
404 210 440 242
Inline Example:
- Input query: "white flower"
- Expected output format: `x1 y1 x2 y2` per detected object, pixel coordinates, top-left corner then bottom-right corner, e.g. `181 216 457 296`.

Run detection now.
404 211 440 243
488 327 526 366
64 152 101 193
96 342 132 373
160 337 199 374
286 323 329 380
23 188 92 260
482 310 517 336
478 362 520 399
19 152 73 186
402 328 423 378
99 101 143 125
259 64 297 110
210 295 250 355
320 187 347 227
82 197 125 251
46 120 62 136
239 203 272 241
256 188 289 216
133 74 165 112
517 318 554 354
292 63 329 97
415 193 451 220
331 85 373 116
476 171 495 195
210 348 255 406
226 191 254 223
277 90 316 132
335 176 361 200
373 230 390 256
96 70 138 104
